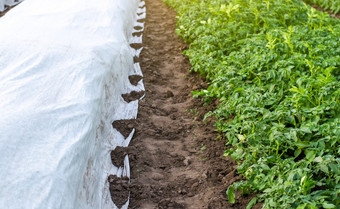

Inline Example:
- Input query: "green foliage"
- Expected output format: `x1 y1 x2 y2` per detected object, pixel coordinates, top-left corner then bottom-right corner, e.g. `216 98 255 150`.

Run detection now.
304 0 340 14
163 0 340 208
227 185 236 203
247 198 258 209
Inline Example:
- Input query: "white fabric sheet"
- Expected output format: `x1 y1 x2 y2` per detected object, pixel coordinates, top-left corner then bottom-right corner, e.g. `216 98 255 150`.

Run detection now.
0 0 144 208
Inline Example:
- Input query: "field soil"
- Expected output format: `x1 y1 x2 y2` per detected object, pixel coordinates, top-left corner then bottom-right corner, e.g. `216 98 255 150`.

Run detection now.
109 0 263 208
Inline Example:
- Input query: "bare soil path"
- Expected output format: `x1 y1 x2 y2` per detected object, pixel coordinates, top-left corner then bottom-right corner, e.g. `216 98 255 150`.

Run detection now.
110 0 262 208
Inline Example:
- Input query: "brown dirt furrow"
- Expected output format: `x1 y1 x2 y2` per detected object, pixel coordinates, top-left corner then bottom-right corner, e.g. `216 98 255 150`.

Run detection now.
121 0 263 208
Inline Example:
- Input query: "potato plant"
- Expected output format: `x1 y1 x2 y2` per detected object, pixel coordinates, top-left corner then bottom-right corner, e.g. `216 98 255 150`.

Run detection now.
162 0 340 208
304 0 340 14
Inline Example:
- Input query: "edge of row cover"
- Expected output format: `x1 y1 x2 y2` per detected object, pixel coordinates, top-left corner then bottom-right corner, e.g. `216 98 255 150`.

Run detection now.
108 1 146 208
0 0 23 12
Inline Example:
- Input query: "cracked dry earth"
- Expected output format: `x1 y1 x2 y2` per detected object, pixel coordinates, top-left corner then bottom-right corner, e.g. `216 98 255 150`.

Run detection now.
110 0 263 208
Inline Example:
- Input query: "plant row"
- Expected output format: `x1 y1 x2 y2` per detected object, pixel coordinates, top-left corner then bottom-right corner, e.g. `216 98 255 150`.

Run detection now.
304 0 340 14
162 0 340 208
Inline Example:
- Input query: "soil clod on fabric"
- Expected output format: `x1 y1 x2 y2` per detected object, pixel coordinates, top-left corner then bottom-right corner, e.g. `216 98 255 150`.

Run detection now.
110 146 136 168
134 26 143 31
112 119 137 139
122 91 145 103
110 0 262 208
130 43 143 50
129 75 143 86
133 56 141 63
137 18 146 23
132 31 144 37
108 175 130 208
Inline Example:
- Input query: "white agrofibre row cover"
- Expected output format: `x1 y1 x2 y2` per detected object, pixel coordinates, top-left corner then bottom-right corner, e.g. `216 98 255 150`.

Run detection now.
0 0 23 12
0 0 145 208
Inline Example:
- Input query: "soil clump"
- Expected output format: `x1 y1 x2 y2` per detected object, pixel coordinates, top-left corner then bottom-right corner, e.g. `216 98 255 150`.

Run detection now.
129 75 143 86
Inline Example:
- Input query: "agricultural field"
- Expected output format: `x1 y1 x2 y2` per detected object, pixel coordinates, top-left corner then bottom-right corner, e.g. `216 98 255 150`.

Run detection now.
162 0 340 208
304 0 340 14
1 0 338 208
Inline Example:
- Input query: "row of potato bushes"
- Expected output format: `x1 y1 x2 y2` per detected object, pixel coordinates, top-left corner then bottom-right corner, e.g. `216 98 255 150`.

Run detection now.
162 0 340 208
304 0 340 14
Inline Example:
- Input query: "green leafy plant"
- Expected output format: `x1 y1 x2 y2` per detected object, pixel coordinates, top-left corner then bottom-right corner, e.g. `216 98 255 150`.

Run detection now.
163 0 340 208
226 186 236 204
304 0 340 14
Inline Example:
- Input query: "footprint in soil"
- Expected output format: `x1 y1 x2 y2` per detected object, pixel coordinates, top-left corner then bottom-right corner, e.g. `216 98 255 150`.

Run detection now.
152 151 185 170
158 199 185 209
108 175 130 208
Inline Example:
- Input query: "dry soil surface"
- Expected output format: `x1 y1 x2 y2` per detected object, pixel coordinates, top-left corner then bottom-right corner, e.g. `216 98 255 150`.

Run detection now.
109 0 263 208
